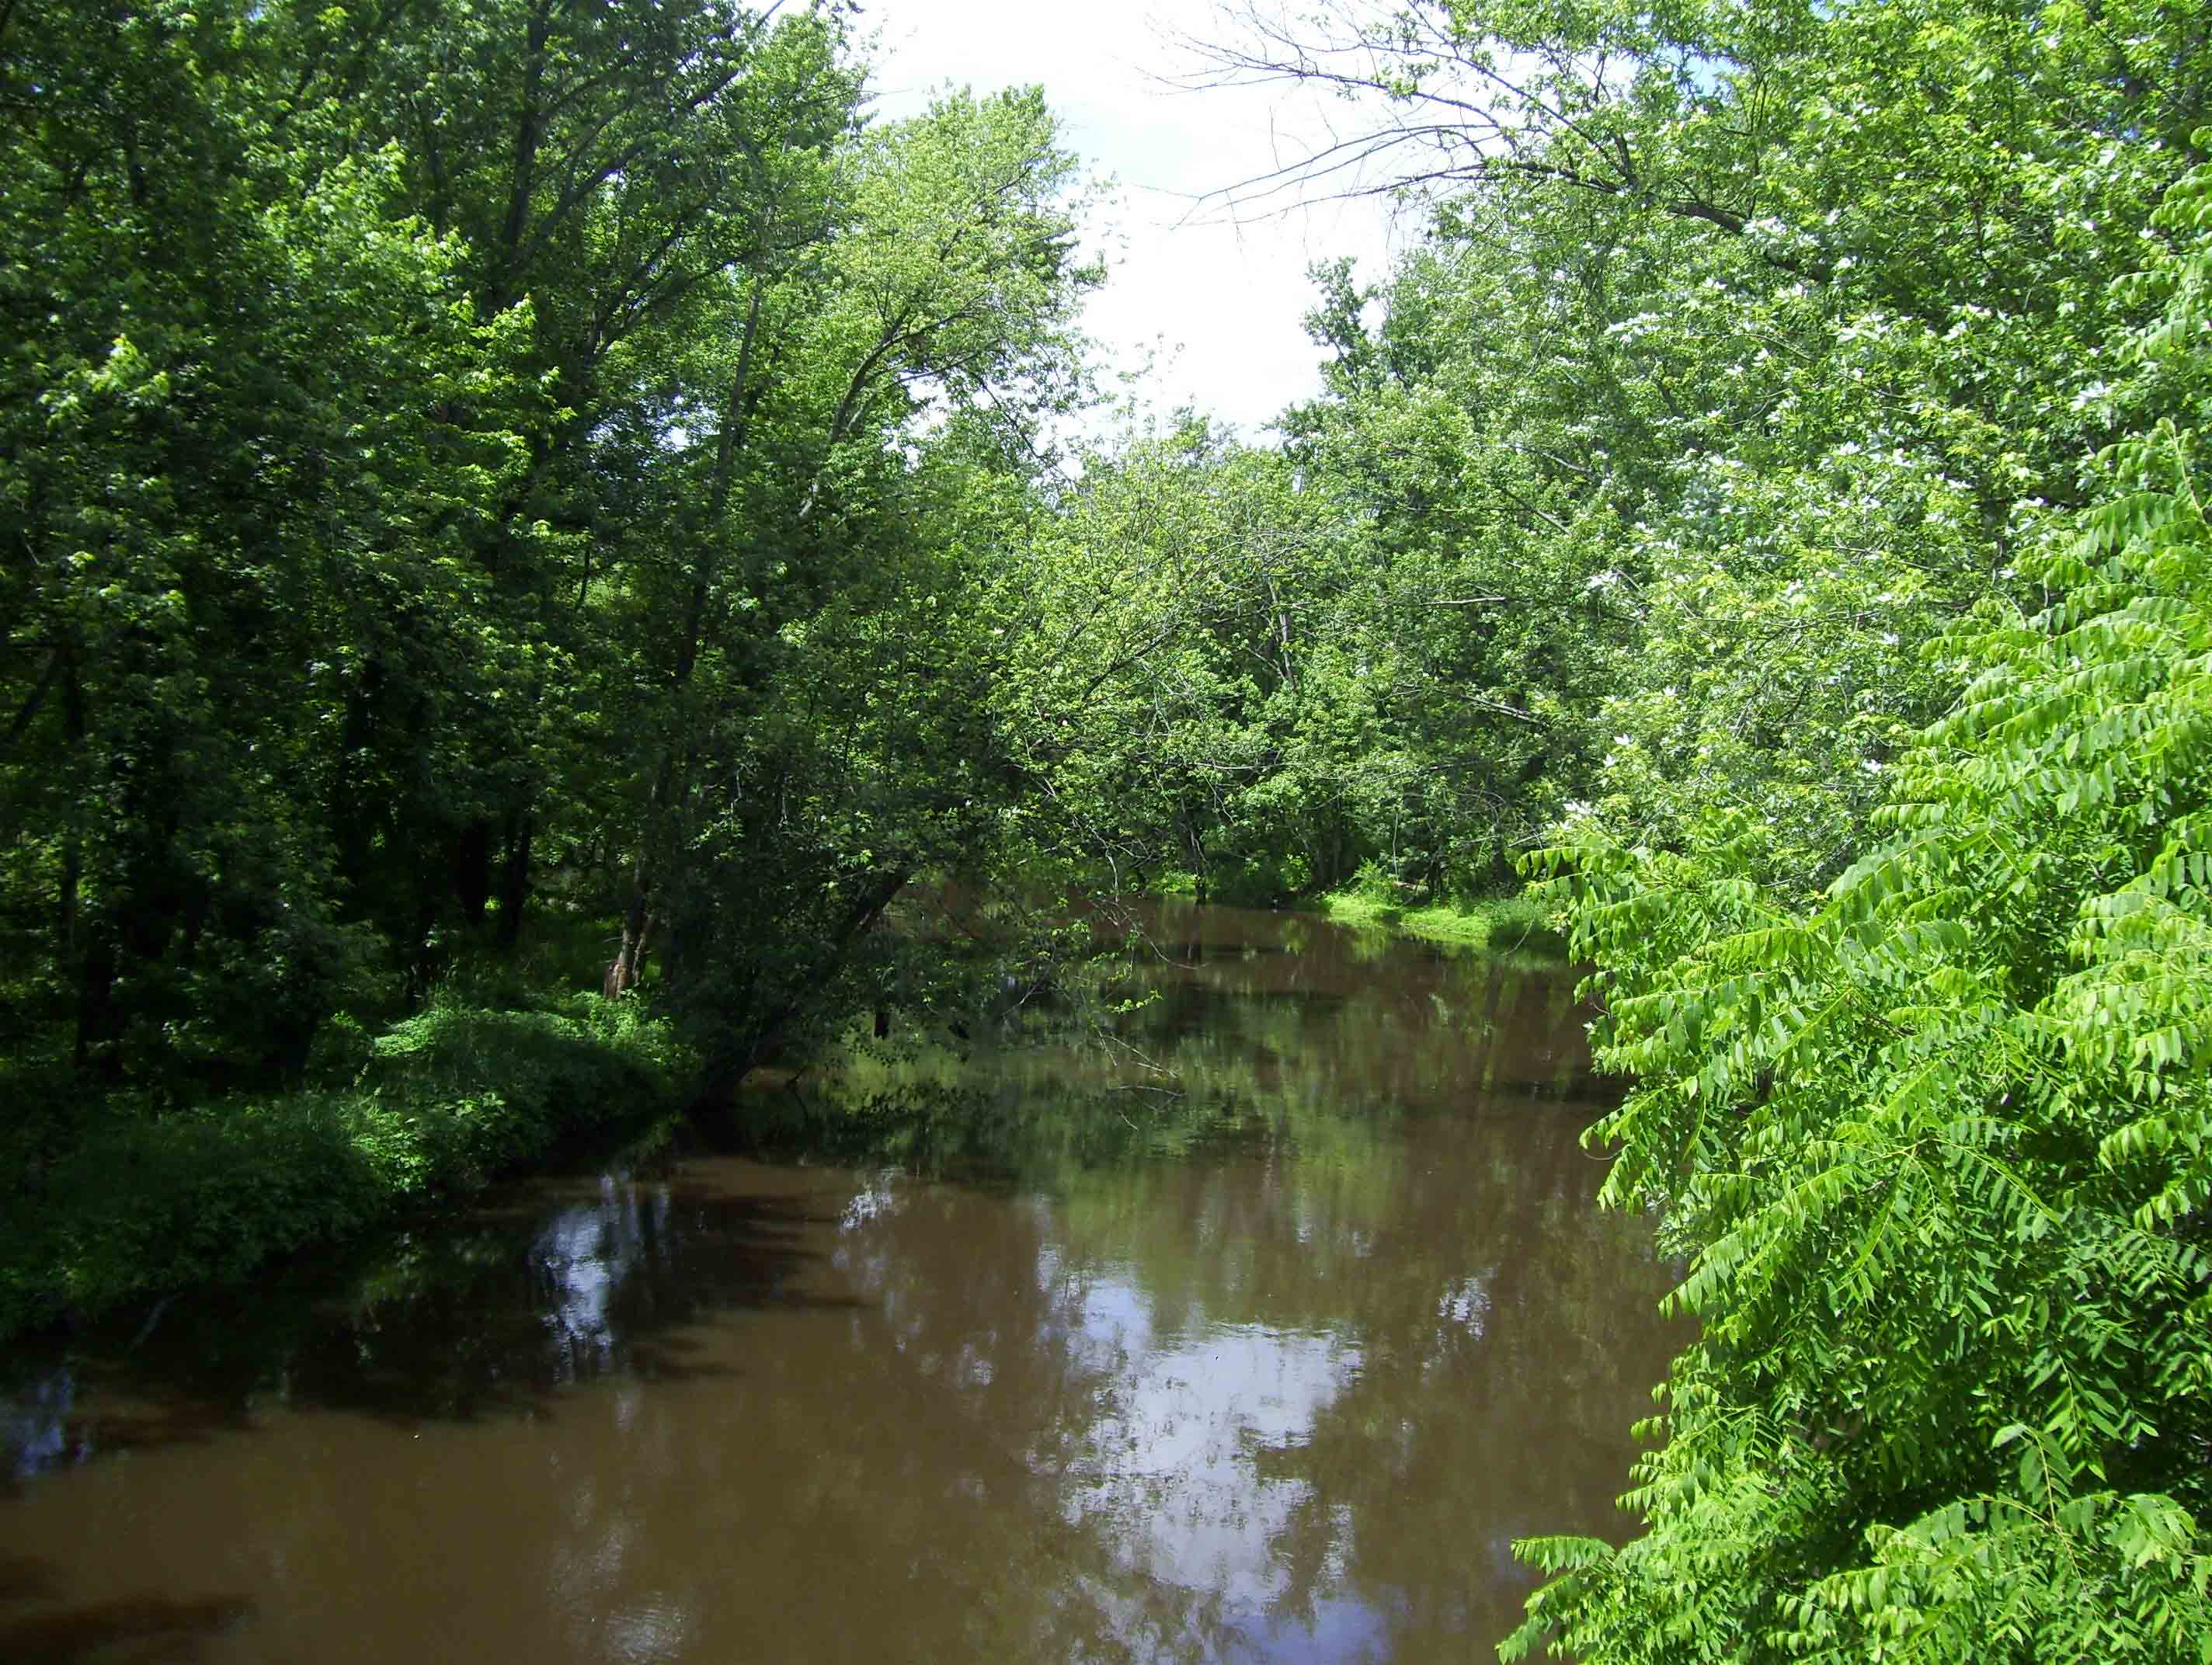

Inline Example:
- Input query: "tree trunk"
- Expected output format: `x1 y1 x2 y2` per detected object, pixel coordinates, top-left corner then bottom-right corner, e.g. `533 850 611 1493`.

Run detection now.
606 266 767 1003
332 655 384 897
496 809 533 949
604 870 652 999
57 651 111 1078
454 817 493 926
73 937 117 1077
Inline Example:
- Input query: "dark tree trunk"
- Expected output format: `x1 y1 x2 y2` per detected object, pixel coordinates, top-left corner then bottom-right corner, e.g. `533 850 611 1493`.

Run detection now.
58 651 117 1079
72 937 117 1077
496 809 533 949
72 874 180 1079
332 655 384 899
689 868 911 1104
56 645 83 972
407 897 441 1002
454 817 493 926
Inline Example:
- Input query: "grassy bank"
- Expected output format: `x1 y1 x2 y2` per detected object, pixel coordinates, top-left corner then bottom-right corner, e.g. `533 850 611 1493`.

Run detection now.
0 993 687 1345
1307 885 1570 958
1146 863 1572 960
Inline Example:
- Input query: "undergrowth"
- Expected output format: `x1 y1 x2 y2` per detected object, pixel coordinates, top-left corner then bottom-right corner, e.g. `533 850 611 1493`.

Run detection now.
0 991 686 1343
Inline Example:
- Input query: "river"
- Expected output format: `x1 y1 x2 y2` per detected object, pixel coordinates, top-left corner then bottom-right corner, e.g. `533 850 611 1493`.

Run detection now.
1 900 1684 1663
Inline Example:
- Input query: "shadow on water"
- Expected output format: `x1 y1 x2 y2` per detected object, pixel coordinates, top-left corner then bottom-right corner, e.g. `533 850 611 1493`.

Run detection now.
0 1367 258 1503
5 1178 868 1472
734 895 1612 1191
0 1548 256 1665
0 1593 256 1665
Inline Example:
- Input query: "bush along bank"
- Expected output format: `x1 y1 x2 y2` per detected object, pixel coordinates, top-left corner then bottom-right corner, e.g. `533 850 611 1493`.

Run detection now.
0 995 687 1345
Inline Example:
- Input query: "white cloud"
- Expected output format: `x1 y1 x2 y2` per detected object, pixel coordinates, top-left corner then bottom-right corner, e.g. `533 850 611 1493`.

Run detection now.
858 0 1414 440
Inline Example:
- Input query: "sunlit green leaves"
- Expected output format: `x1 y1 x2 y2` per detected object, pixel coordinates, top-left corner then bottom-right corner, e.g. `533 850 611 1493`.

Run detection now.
1511 134 2212 1664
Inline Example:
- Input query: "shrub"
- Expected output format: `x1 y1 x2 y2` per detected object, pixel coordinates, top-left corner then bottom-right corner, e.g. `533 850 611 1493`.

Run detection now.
0 996 686 1343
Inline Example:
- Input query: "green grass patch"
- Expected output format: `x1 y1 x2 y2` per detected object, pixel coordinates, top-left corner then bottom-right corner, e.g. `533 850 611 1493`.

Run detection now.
1308 885 1570 958
0 992 687 1344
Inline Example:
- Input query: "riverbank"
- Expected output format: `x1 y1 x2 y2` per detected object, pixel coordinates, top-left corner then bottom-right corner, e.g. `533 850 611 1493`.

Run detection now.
1306 886 1570 958
1143 867 1572 960
0 995 686 1346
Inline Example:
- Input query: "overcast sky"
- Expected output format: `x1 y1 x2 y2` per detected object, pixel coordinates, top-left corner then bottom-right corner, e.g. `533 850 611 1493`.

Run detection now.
857 0 1414 441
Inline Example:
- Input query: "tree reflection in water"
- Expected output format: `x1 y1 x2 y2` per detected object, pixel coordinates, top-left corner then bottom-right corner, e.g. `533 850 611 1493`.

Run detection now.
0 902 1683 1663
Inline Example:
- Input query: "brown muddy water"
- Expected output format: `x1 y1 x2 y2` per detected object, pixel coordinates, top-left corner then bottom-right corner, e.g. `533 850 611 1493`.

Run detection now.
1 901 1685 1663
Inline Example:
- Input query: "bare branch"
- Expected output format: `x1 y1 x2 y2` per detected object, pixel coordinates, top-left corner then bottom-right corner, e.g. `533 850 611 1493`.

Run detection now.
1154 1 1813 269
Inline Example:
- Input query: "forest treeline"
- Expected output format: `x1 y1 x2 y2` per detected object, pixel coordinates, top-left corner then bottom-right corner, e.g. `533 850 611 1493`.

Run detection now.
5 0 2210 1657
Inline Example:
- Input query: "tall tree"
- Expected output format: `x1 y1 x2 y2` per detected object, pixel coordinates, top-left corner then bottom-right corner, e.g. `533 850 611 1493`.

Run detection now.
0 0 537 1085
593 85 1101 1090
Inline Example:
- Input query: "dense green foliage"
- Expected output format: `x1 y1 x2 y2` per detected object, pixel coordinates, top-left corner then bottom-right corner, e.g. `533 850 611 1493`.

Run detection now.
1070 0 2206 905
1507 155 2212 1660
6 0 2211 1653
0 989 683 1337
0 0 1095 1116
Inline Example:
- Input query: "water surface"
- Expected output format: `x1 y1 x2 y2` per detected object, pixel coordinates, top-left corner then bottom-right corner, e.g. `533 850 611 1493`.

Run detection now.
2 902 1684 1663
